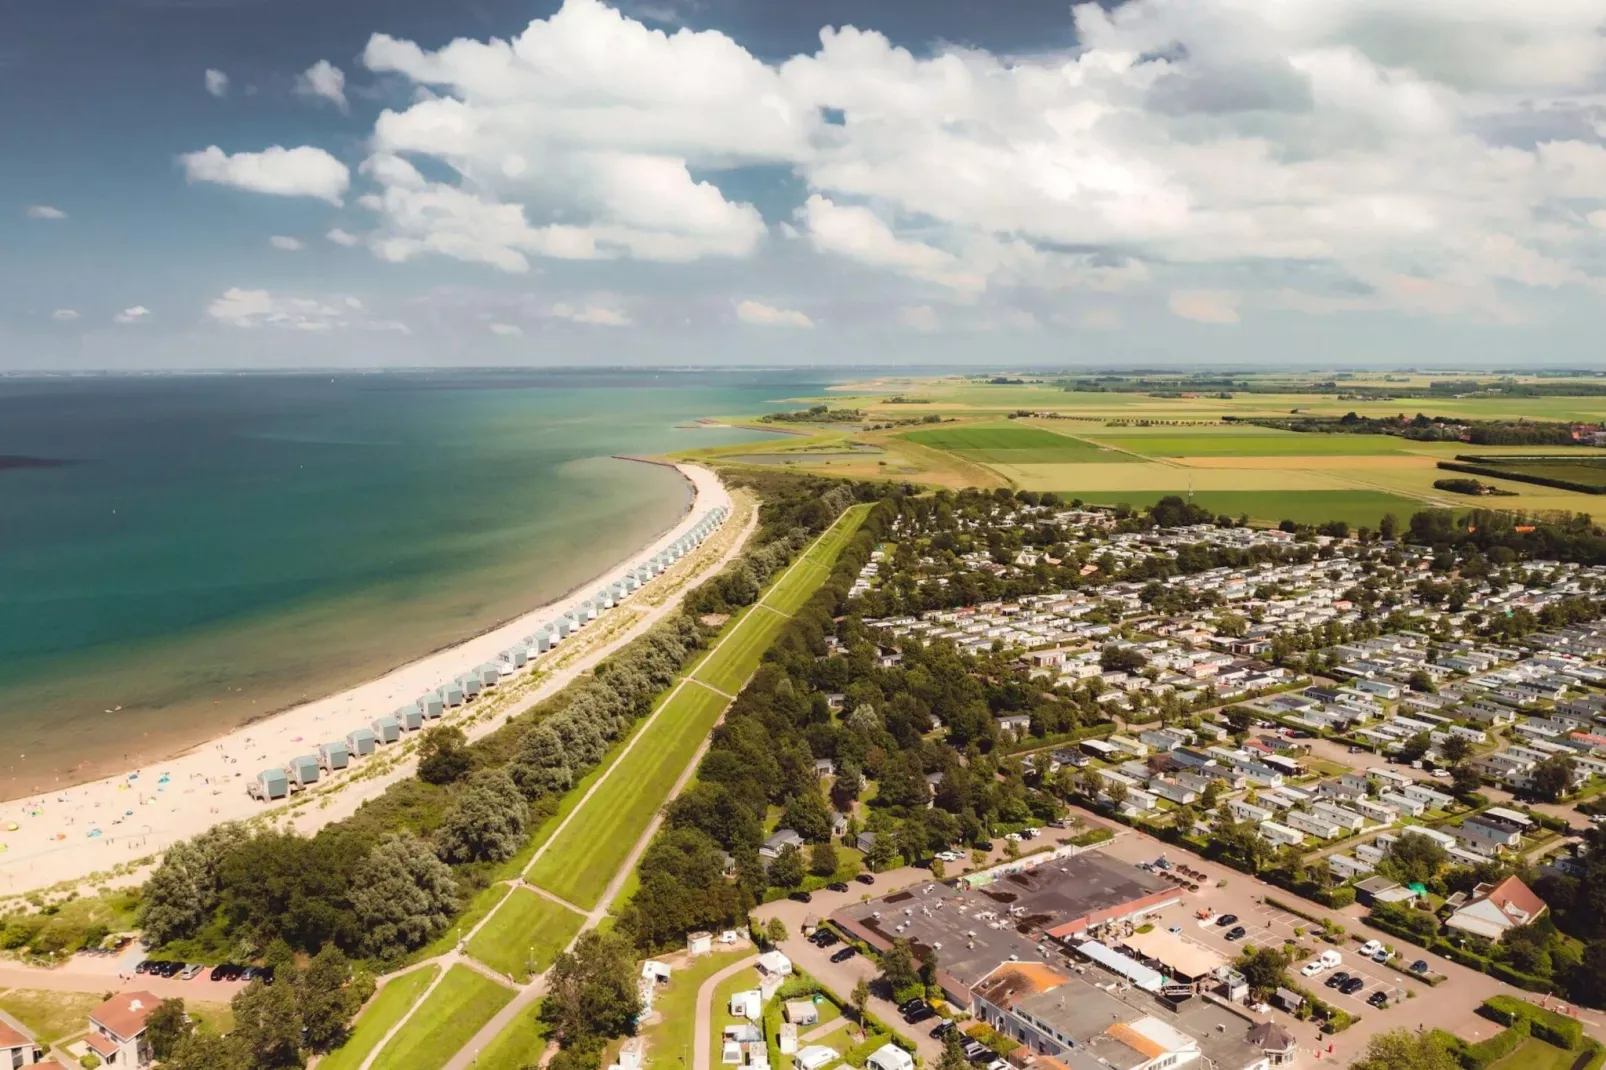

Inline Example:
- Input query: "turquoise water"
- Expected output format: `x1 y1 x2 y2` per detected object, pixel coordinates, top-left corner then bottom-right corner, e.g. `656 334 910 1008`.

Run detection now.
0 370 812 795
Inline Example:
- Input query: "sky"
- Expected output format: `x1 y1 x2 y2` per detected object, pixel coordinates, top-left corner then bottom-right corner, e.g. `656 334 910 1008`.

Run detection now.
4 0 1606 369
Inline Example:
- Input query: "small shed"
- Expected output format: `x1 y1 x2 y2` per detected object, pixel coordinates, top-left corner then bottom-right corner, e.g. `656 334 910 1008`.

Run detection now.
687 931 713 956
439 683 465 707
250 768 289 801
784 1000 819 1026
1273 987 1305 1013
346 727 377 756
371 715 401 744
642 960 672 983
318 740 350 771
505 647 528 668
398 705 424 732
285 755 320 787
478 665 501 688
419 694 445 719
459 674 483 699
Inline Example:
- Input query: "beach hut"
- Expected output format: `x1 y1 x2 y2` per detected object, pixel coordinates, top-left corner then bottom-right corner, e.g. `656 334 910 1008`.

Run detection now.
346 727 377 756
533 632 552 653
285 755 320 788
371 715 401 744
458 674 483 699
318 741 350 772
622 575 639 593
580 601 598 623
555 618 573 638
397 705 424 732
250 768 289 801
477 664 501 689
419 694 445 719
505 647 528 669
596 589 614 610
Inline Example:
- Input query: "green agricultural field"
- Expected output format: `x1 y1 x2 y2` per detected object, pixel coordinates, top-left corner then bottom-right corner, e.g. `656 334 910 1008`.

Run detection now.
466 888 586 981
1086 432 1408 457
528 505 866 908
371 965 515 1070
1065 489 1420 528
1451 455 1606 492
900 425 1135 464
475 1001 548 1070
320 966 439 1070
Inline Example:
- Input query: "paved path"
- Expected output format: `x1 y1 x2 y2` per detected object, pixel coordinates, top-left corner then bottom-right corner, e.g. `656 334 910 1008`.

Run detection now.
693 955 760 1070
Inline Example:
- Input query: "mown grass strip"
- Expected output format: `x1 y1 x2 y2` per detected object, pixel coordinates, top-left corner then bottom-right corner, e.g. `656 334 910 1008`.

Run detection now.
319 965 439 1070
466 888 586 982
371 965 515 1070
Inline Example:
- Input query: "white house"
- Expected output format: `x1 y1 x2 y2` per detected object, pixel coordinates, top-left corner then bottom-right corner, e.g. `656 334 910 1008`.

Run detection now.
87 991 157 1069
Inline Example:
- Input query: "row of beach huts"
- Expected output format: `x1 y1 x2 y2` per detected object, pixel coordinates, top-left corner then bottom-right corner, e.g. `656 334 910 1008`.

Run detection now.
247 505 730 802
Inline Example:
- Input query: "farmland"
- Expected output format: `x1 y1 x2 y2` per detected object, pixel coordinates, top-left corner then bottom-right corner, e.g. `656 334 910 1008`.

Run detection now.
370 966 515 1070
1083 431 1408 457
525 504 869 908
1440 454 1606 494
899 424 1136 464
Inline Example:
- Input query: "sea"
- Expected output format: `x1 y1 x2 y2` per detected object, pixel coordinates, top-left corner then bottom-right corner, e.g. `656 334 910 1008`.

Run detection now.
0 369 821 798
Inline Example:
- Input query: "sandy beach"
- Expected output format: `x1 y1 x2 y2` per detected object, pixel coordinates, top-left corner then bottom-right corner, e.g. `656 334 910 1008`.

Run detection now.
0 462 742 897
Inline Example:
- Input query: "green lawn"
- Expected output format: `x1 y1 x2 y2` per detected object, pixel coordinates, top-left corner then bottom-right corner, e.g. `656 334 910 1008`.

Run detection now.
527 682 729 906
528 506 866 908
639 948 757 1070
900 425 1134 464
1088 432 1407 457
466 888 586 981
805 504 875 565
707 966 765 1070
475 1000 549 1070
1061 489 1420 529
371 965 516 1070
318 966 439 1070
1489 1037 1576 1070
402 883 510 967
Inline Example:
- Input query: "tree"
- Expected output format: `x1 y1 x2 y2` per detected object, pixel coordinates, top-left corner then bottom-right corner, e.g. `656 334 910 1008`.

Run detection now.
1437 734 1472 767
938 1031 969 1070
847 703 882 733
437 768 528 864
766 917 788 946
1407 670 1438 695
809 842 839 878
510 722 572 799
1383 833 1447 885
542 931 642 1052
881 937 921 993
1236 946 1291 997
351 832 460 959
1379 513 1399 542
1100 645 1147 674
145 998 192 1061
298 945 367 1051
1104 779 1129 810
1532 755 1577 803
417 725 473 785
232 979 304 1070
768 844 806 889
1351 1028 1459 1070
137 822 246 946
850 977 870 1036
1451 763 1483 796
166 1033 246 1070
929 857 946 881
1398 731 1432 764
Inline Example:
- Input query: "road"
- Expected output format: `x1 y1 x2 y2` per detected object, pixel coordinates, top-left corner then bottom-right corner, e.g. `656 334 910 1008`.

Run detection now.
691 955 759 1070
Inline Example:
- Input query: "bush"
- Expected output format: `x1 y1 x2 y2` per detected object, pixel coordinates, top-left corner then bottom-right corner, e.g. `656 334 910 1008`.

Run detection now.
1457 1021 1529 1070
1316 886 1356 909
1481 996 1583 1050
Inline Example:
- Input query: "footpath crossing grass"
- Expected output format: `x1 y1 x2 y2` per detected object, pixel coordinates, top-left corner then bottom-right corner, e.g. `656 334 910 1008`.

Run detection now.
320 966 439 1070
371 965 515 1070
527 683 728 906
476 1000 549 1070
528 506 868 909
466 888 586 981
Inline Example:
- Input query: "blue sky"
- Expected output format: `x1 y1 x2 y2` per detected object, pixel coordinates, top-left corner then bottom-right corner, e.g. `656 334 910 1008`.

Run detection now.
5 0 1606 369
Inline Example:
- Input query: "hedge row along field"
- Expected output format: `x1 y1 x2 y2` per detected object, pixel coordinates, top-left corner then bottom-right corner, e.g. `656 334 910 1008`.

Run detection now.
1439 455 1606 495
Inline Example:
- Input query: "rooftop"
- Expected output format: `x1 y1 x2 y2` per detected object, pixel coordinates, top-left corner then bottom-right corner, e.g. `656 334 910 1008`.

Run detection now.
90 991 158 1040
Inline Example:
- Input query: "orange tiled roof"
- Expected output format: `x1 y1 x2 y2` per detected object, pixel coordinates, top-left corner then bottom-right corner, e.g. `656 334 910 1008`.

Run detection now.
1105 1023 1167 1060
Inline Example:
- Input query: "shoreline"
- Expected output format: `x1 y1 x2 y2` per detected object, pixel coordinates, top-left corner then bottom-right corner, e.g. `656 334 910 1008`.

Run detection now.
0 461 738 897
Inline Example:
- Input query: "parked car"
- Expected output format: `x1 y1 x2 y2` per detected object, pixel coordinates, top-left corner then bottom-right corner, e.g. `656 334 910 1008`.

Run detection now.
135 960 153 974
826 881 849 893
1225 926 1247 941
973 840 993 852
1372 948 1392 963
897 998 925 1015
1367 991 1389 1008
180 963 204 980
1409 960 1430 975
1216 914 1239 927
1358 940 1382 958
1340 977 1366 996
855 873 876 886
1300 961 1325 978
789 891 813 904
830 947 857 964
210 964 233 982
907 1008 937 1025
1324 971 1350 989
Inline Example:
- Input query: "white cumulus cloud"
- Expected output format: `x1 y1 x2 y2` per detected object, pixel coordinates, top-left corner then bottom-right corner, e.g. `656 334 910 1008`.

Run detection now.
26 205 67 220
51 309 79 322
205 69 230 97
208 287 410 333
268 235 305 251
326 228 362 246
735 299 813 327
114 306 151 325
180 145 350 205
295 60 348 111
551 301 631 326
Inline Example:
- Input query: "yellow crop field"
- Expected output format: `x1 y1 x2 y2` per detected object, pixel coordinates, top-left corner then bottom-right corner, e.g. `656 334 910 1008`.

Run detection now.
994 462 1354 493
